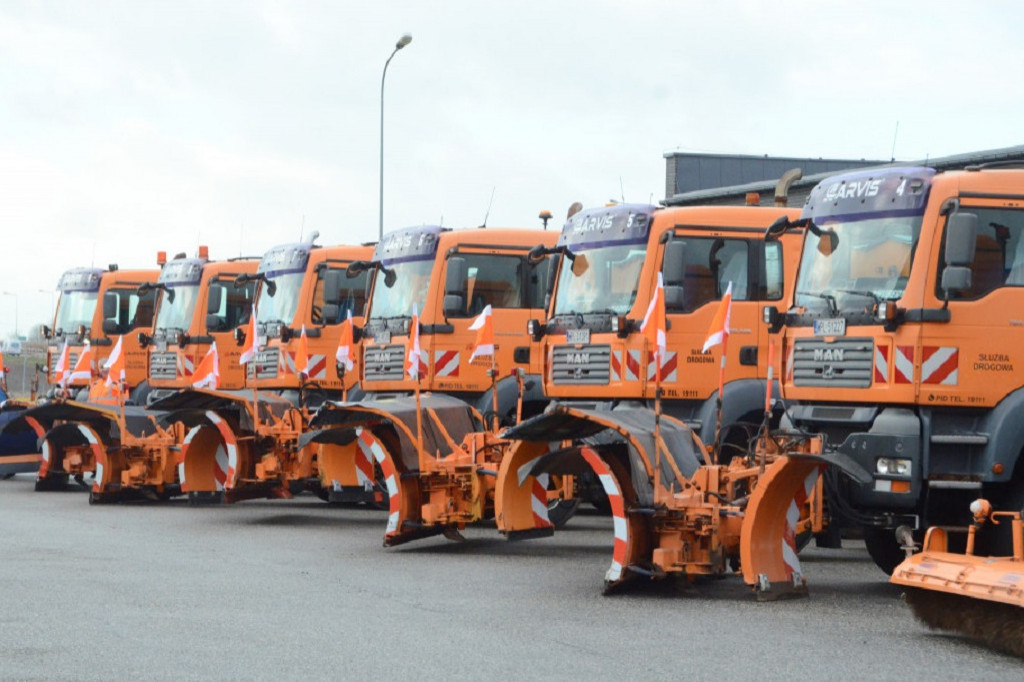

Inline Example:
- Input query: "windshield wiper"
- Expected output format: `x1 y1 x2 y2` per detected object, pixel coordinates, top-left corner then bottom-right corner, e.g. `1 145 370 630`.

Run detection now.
797 290 838 316
834 288 882 307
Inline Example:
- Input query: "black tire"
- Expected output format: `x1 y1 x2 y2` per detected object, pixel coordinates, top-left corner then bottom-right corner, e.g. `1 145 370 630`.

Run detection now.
862 526 907 575
547 498 581 529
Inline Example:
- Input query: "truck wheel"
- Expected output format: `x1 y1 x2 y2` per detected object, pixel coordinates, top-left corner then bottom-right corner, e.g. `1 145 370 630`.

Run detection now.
546 498 581 528
862 527 906 575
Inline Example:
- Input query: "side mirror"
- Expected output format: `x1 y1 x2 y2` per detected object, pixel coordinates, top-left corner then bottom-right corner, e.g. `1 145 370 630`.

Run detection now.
816 230 839 256
41 325 51 340
941 266 972 294
323 270 344 305
137 331 150 348
346 260 369 279
527 243 547 264
233 326 245 347
663 240 687 285
102 291 118 319
383 267 397 288
944 212 978 266
544 254 561 310
764 216 790 241
664 285 684 311
321 303 340 323
442 294 464 318
445 256 467 299
102 319 119 335
207 284 224 313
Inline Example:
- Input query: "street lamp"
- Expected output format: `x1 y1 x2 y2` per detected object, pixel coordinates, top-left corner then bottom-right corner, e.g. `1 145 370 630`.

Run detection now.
2 291 17 339
379 32 413 241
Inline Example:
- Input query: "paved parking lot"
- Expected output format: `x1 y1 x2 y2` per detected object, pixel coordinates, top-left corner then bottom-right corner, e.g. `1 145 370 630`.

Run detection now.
1 474 1020 681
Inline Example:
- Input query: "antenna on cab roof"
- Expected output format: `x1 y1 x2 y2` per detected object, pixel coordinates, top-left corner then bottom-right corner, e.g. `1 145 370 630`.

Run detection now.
480 187 496 228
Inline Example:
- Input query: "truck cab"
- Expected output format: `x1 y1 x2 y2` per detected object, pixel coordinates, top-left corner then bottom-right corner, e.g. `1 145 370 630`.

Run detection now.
537 203 802 447
357 225 558 420
246 241 374 403
770 165 1024 570
142 250 259 403
45 265 159 400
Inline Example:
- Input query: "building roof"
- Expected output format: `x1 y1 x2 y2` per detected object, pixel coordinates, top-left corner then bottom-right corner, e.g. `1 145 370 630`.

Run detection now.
664 144 1024 206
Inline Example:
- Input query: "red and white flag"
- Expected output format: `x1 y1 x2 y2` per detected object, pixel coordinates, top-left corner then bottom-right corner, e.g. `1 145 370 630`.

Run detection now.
294 325 310 378
192 341 221 390
702 281 733 353
69 342 94 383
468 304 495 363
103 335 126 387
640 272 667 362
335 310 355 372
239 305 257 365
54 339 71 388
406 304 422 380
0 351 6 376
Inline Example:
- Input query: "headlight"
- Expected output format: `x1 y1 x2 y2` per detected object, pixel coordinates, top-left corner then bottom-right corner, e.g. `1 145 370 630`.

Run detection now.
876 457 912 476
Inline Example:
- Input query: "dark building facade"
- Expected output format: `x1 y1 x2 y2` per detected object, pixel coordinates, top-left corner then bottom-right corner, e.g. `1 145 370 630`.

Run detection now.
664 145 1024 207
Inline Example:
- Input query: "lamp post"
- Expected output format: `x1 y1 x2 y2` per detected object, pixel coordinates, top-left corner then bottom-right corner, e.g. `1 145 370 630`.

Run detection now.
2 291 17 340
379 33 413 241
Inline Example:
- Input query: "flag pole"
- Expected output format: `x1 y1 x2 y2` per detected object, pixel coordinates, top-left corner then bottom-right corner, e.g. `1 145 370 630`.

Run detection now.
760 338 775 473
652 342 663 501
489 355 499 433
713 334 728 463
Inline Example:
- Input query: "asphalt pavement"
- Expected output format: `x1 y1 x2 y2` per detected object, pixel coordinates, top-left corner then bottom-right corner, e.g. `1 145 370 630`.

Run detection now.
1 475 1021 681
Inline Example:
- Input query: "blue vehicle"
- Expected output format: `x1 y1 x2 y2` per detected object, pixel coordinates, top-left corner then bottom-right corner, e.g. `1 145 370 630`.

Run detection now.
0 388 42 478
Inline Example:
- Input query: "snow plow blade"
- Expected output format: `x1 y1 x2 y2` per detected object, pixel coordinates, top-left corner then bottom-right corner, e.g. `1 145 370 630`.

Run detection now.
890 500 1024 658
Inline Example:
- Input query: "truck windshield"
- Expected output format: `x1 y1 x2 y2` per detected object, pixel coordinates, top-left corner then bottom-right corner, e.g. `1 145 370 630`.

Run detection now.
368 259 433 319
154 285 199 331
256 272 304 325
794 215 922 313
54 291 98 333
553 242 647 315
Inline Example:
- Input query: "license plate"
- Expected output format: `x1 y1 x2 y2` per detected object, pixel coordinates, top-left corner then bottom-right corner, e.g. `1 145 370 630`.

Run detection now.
566 327 591 344
813 318 846 336
374 329 391 344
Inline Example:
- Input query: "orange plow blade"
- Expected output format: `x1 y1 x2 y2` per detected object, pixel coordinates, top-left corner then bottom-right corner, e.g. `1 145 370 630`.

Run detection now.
740 454 824 600
891 507 1024 657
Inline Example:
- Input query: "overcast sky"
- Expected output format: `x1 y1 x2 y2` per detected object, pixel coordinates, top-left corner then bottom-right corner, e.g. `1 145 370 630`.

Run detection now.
2 1 1023 338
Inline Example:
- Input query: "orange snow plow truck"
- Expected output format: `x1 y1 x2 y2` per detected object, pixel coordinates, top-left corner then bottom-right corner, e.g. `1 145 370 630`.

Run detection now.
0 264 159 488
153 238 373 503
494 202 806 537
12 249 261 502
300 223 558 535
489 203 870 595
761 163 1024 574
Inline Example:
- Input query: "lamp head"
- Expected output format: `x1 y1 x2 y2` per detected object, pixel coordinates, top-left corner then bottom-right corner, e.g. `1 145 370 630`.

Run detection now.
396 33 412 49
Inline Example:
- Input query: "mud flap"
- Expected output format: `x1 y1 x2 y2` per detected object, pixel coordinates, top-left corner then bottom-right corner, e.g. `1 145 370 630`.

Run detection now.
178 411 238 498
740 455 823 601
494 439 556 540
320 427 384 506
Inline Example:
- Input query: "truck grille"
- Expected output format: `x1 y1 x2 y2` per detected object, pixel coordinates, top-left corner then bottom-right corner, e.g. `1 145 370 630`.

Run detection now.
363 344 406 382
150 352 178 381
250 348 279 379
792 337 874 388
551 344 611 385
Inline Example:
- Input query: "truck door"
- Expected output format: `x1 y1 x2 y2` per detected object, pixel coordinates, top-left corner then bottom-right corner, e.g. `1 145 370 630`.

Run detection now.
662 235 761 399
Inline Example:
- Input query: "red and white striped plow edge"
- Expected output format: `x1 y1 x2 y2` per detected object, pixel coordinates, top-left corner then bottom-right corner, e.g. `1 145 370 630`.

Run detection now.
530 473 553 528
579 448 628 583
177 412 235 492
781 468 820 582
367 435 400 534
76 424 106 493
